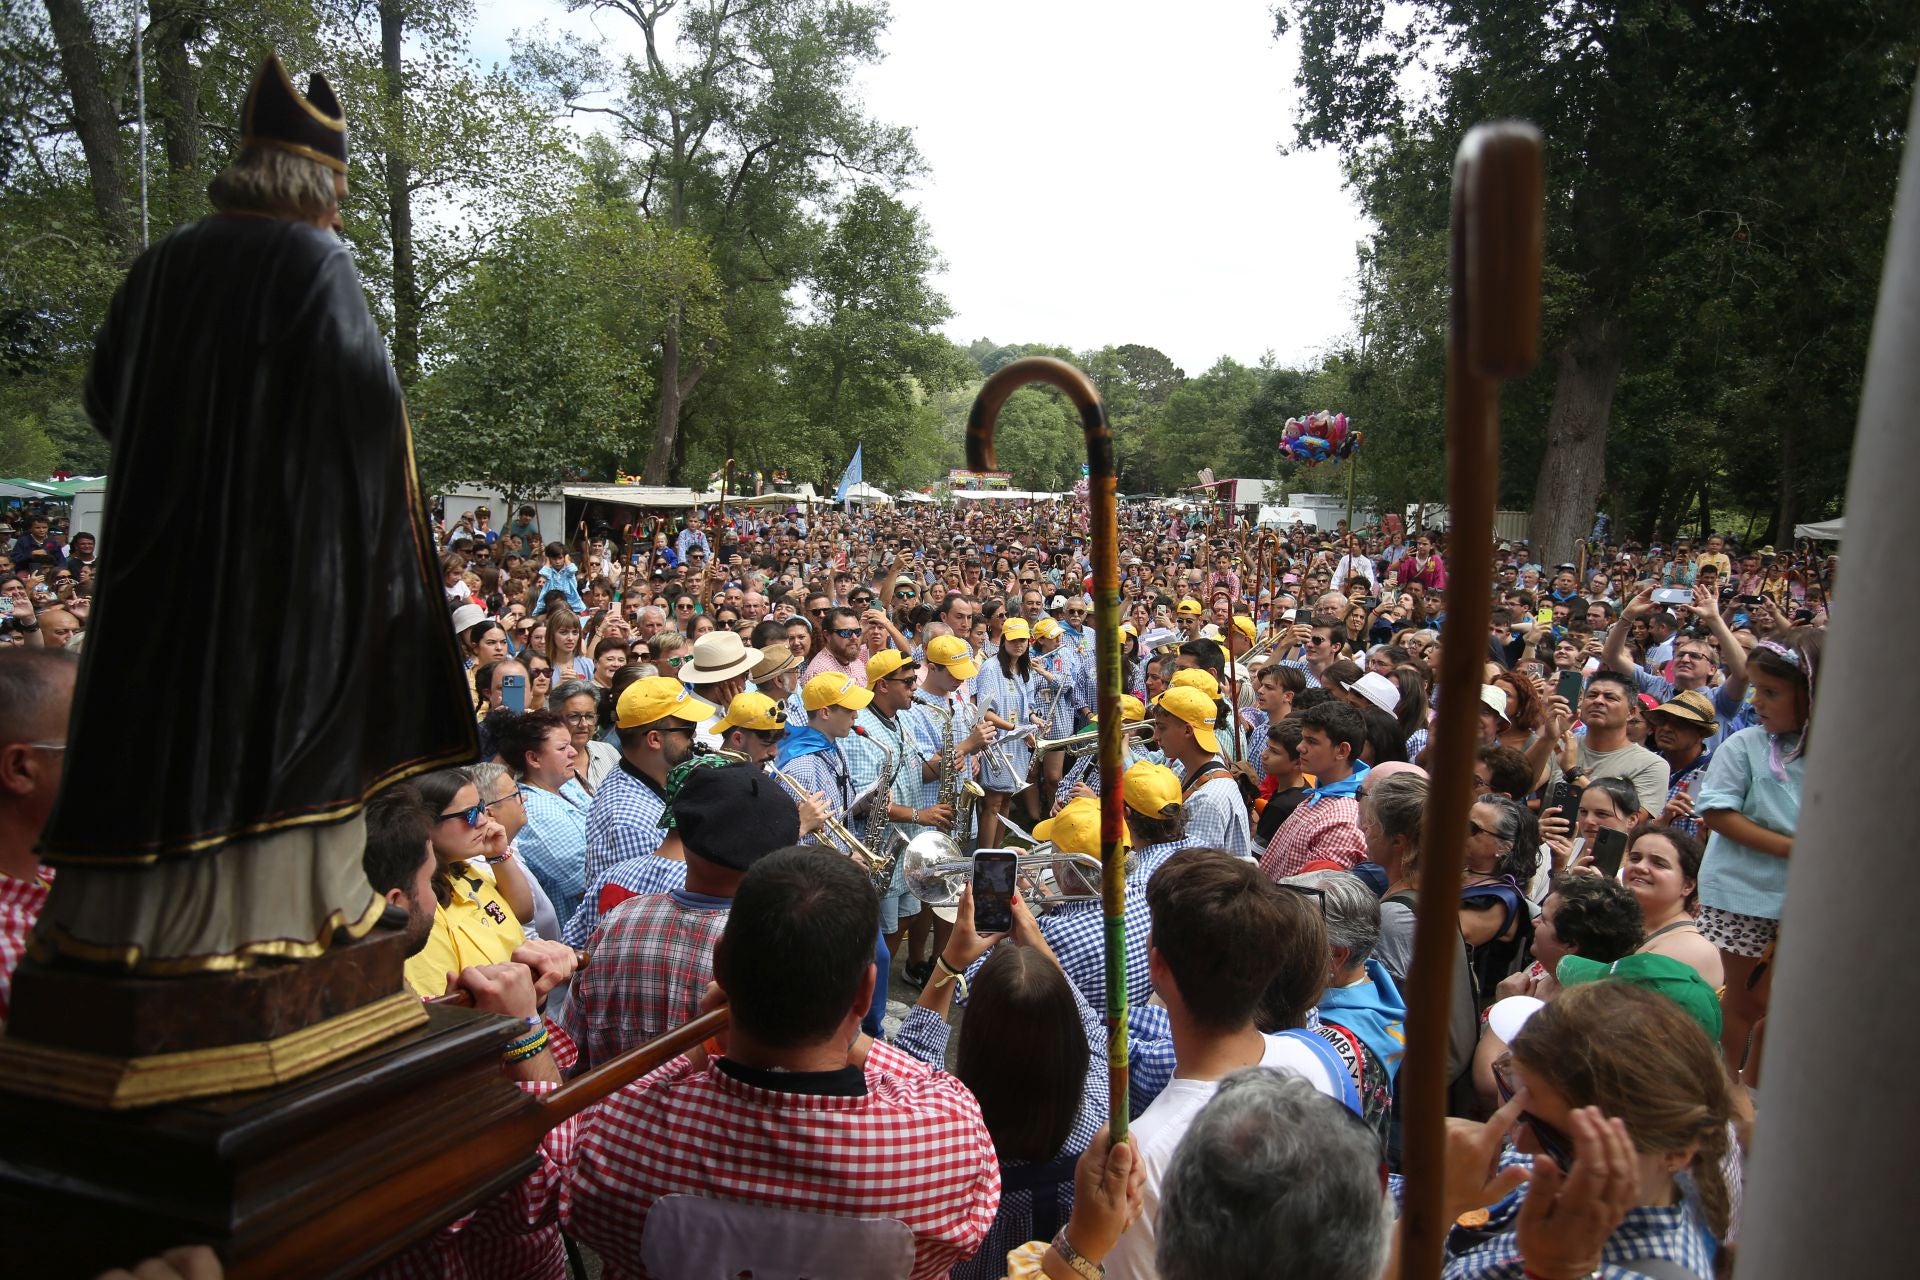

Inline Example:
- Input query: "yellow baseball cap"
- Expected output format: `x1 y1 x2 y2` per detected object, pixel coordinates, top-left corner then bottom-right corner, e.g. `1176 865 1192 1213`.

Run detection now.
1001 616 1032 641
1031 796 1129 856
925 634 980 678
1121 622 1138 639
1151 685 1220 753
803 671 873 712
1231 616 1256 643
864 648 919 684
616 676 718 730
1033 617 1063 640
1122 761 1182 818
1170 667 1221 701
1175 597 1204 616
711 691 786 735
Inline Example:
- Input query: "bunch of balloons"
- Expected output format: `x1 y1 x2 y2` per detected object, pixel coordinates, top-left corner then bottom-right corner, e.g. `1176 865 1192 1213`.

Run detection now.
1279 411 1363 467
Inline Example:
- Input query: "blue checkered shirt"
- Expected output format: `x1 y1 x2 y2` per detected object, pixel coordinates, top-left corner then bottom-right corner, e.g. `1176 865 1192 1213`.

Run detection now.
1183 771 1253 860
581 761 667 891
848 707 928 855
1432 1153 1719 1279
1050 743 1151 812
780 741 854 842
515 779 593 928
1279 657 1323 689
564 850 687 947
1664 747 1713 838
1020 837 1195 1014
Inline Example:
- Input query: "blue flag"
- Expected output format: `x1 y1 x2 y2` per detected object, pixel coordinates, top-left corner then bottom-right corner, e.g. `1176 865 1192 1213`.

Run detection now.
834 443 863 504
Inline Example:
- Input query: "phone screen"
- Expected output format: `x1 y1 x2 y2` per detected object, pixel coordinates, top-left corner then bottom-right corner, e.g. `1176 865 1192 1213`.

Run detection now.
501 673 527 714
1591 827 1628 879
971 850 1017 934
1556 670 1586 708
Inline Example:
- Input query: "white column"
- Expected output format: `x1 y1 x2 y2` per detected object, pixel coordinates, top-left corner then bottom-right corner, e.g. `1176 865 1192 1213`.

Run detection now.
1739 83 1920 1274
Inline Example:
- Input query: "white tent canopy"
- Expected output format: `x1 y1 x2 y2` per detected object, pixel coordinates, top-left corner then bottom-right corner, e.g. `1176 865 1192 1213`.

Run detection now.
841 482 893 505
1794 517 1845 540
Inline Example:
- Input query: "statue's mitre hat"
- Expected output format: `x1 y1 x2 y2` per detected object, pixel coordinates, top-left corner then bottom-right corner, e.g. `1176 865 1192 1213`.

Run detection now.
241 53 348 174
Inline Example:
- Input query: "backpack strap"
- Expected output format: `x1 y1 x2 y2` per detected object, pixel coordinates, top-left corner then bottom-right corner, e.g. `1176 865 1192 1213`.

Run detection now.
1276 1028 1364 1117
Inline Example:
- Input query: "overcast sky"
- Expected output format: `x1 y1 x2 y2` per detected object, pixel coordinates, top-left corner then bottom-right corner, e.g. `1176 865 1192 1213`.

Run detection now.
469 0 1372 377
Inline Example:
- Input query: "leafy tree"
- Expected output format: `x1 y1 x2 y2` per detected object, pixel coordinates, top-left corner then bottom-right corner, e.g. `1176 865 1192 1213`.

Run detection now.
520 0 921 483
1276 0 1913 560
411 184 721 505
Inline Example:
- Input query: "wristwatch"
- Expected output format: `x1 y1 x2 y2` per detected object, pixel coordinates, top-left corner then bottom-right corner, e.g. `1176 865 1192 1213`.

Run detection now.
1050 1227 1104 1279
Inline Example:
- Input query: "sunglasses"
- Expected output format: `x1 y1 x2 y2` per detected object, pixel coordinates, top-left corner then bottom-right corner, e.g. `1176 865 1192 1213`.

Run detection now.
832 627 861 638
1275 881 1328 920
749 728 787 744
1490 1053 1575 1171
437 805 488 828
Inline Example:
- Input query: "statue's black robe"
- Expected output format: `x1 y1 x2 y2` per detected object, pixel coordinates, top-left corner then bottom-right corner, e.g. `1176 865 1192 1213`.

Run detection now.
41 215 477 867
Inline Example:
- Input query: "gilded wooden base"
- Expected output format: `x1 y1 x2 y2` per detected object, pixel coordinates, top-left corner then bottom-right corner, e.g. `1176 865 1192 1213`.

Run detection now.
0 990 426 1109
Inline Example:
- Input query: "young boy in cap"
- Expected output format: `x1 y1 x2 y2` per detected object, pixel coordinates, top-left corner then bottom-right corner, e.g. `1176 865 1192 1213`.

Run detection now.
1150 684 1252 860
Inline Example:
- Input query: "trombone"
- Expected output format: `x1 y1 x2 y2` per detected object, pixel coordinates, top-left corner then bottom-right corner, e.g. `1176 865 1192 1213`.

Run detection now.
1033 721 1153 757
888 830 1109 912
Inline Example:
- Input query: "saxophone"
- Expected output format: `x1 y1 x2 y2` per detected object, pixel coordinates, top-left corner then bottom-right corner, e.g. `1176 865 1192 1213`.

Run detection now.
864 734 896 867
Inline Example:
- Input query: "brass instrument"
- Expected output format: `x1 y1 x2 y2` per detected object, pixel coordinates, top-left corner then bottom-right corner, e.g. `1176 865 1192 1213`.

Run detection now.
1033 722 1152 757
888 830 1110 912
763 760 884 873
863 735 897 864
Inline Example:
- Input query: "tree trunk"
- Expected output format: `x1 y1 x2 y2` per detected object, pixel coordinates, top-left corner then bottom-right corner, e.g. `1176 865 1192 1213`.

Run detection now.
643 310 707 483
1697 478 1712 541
1773 425 1795 547
43 0 135 254
147 1 199 178
1527 309 1623 566
381 1 420 388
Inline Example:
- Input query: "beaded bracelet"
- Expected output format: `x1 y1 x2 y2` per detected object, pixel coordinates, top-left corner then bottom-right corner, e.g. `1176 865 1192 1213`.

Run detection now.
504 1031 550 1064
503 1026 546 1056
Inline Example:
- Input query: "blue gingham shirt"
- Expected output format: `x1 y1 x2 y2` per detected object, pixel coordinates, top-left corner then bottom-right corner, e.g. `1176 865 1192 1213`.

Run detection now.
1664 747 1713 838
1279 657 1323 689
1433 1155 1720 1279
581 761 667 892
1050 743 1151 812
848 706 928 855
515 778 593 928
893 979 1106 1280
780 740 854 840
1182 767 1253 860
564 848 687 946
1011 837 1196 1014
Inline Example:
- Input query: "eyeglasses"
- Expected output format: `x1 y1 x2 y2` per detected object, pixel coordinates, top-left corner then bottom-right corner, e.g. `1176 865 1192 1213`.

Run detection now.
832 627 861 638
562 712 597 726
850 595 873 605
810 607 830 616
1276 881 1328 920
1466 818 1492 838
653 725 696 738
437 805 488 828
485 790 523 812
1490 1053 1575 1171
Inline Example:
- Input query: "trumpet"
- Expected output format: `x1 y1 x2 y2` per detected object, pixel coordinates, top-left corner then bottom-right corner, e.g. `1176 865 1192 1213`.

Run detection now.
889 829 1110 912
1033 721 1153 757
763 761 886 878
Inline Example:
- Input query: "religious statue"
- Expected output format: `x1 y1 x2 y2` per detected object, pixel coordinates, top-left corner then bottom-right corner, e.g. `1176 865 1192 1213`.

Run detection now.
29 55 477 976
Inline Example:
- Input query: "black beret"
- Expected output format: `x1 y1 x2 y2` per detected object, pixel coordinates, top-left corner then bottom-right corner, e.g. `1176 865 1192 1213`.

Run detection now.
675 764 799 870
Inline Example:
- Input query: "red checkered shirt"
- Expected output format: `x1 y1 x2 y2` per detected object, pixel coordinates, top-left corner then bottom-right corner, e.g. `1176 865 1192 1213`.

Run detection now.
561 888 731 1071
0 870 50 1031
504 1040 1001 1279
1260 794 1366 881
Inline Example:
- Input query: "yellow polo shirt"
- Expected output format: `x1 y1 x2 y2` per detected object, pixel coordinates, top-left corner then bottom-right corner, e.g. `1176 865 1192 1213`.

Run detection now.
403 863 527 998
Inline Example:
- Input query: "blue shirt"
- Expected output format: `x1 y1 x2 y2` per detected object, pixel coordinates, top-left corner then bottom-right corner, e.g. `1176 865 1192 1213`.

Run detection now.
1696 724 1802 920
516 778 592 927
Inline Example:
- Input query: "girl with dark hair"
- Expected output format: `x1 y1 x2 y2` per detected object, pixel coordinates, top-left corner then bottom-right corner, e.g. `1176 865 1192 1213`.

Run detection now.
1698 626 1821 1083
1460 793 1537 1004
892 887 1103 1280
494 710 591 927
1623 822 1721 988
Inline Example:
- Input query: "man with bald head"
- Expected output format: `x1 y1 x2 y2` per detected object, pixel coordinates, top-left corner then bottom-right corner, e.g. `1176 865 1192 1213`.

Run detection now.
36 609 80 650
0 649 77 1027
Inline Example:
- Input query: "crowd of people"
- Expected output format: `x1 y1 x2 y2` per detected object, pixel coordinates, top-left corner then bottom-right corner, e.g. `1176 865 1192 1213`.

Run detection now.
1 493 1832 1279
